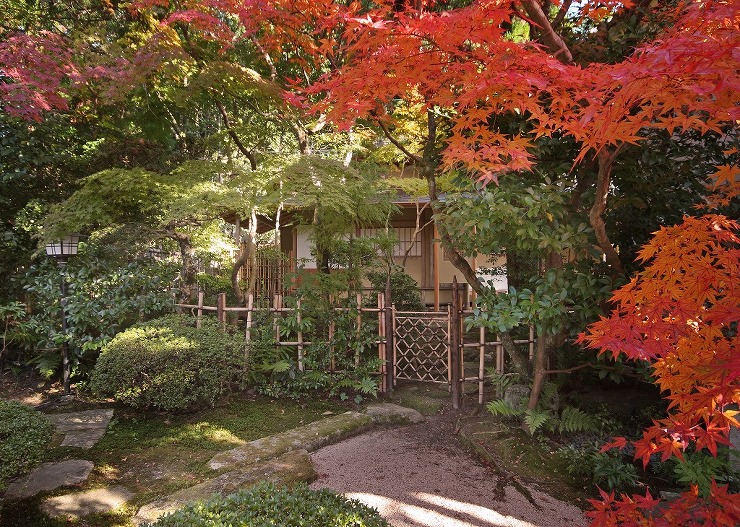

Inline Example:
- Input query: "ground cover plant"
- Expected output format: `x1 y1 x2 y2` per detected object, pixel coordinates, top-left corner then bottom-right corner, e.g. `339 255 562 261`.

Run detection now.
143 482 390 527
0 400 54 493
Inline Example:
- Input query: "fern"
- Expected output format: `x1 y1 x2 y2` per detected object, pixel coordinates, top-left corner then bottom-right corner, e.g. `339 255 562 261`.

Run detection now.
486 398 522 417
558 406 598 433
539 381 560 410
524 408 553 436
487 369 520 397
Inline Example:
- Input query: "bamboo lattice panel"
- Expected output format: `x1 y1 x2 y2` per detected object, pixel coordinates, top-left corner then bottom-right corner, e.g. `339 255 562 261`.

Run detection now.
394 313 449 383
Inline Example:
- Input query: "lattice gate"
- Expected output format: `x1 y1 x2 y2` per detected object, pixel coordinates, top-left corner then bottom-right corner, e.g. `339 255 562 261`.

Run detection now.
393 310 451 384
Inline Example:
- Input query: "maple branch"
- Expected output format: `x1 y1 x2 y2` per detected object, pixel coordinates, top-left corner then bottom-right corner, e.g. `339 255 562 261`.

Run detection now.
590 147 624 274
401 201 432 268
551 0 573 30
215 100 258 170
542 363 593 375
519 0 573 63
421 110 484 294
376 119 422 163
250 35 277 82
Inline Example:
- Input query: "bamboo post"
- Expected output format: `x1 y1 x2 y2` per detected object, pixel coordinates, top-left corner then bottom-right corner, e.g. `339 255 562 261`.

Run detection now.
378 292 385 393
217 293 226 325
355 292 362 367
450 276 462 409
329 319 336 373
433 224 440 311
384 277 394 392
496 335 504 374
196 290 204 329
529 325 535 359
245 293 254 341
297 298 304 372
479 326 485 405
273 294 280 343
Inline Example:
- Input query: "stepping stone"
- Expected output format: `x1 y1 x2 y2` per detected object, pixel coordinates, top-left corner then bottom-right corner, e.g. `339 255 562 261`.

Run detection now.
3 460 94 500
365 402 426 424
134 449 315 525
41 485 134 518
47 409 114 449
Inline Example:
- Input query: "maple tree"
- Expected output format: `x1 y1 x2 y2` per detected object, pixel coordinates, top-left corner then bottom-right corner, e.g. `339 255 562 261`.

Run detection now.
2 0 740 522
579 215 740 526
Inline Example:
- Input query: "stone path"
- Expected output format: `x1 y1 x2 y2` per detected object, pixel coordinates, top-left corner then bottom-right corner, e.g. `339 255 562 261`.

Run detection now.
47 408 114 449
3 460 94 501
2 407 133 521
41 485 135 518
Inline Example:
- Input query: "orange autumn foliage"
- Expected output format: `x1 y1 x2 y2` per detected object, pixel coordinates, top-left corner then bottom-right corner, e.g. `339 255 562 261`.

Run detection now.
579 215 740 526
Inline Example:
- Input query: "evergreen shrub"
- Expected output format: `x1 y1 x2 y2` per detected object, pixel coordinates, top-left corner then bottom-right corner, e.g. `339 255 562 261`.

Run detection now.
90 315 249 412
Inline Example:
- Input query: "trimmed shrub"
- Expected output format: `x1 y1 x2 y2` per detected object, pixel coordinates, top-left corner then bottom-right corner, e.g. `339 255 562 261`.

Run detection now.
143 482 390 527
0 400 54 492
89 315 250 412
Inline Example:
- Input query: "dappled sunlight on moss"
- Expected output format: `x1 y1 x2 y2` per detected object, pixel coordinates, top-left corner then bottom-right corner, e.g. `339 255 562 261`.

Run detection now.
166 421 245 448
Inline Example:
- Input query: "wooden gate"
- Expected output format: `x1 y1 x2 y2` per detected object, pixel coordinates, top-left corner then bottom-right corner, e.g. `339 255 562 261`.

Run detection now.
393 309 451 384
388 277 465 408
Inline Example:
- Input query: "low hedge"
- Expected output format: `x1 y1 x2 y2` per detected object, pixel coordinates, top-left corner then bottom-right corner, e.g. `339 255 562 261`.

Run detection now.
144 483 390 527
90 315 250 412
0 400 54 492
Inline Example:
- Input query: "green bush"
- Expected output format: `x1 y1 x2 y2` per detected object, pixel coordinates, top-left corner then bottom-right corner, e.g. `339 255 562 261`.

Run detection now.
89 315 250 412
143 482 390 527
0 400 54 492
367 269 425 311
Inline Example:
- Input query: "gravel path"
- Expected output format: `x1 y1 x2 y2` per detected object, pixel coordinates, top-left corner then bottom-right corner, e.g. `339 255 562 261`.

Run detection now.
309 411 587 527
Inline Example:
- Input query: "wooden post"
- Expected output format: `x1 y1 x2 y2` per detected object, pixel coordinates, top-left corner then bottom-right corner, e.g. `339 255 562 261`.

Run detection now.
355 293 362 367
196 290 204 329
479 326 485 405
433 224 440 311
384 276 394 393
297 298 304 372
245 293 254 341
450 276 462 409
217 293 226 325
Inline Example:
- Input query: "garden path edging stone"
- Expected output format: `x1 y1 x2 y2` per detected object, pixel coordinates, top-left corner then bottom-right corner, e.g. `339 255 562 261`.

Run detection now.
133 449 315 525
206 410 374 471
133 403 423 525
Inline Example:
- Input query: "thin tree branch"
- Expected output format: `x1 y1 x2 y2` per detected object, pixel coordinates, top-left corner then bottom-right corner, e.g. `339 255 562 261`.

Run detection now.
376 119 422 163
552 0 573 30
215 100 258 170
520 0 573 63
542 363 593 375
250 35 277 81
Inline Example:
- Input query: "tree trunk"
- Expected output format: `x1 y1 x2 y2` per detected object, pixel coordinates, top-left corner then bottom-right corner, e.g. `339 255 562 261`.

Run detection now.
590 148 624 274
171 231 198 302
527 333 549 410
501 331 532 379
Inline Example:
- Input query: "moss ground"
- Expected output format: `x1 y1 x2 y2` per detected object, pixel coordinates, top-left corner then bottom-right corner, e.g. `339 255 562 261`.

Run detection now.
1 394 344 527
